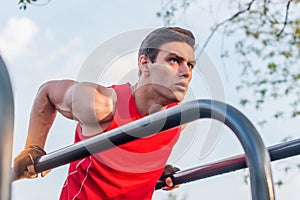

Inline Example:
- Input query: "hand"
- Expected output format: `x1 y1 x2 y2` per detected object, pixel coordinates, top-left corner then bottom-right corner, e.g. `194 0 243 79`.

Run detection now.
162 177 180 191
13 145 50 180
160 164 180 191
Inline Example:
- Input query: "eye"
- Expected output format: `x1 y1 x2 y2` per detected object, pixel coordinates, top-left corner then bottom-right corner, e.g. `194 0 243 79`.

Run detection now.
169 57 179 64
187 63 194 70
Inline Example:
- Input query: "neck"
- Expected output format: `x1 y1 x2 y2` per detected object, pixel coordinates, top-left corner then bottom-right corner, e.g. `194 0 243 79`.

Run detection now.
131 82 169 116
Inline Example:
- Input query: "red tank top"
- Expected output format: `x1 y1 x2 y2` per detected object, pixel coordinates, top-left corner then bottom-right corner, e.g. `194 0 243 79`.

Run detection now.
59 83 181 200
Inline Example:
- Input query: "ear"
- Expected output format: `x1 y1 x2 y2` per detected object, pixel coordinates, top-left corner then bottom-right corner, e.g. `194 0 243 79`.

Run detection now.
138 55 151 76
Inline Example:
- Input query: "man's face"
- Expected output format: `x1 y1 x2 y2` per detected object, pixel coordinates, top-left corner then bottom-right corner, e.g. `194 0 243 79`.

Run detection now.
147 41 195 102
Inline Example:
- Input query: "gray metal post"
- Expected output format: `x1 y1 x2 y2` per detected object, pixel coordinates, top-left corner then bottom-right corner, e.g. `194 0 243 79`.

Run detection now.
29 100 275 200
0 55 14 200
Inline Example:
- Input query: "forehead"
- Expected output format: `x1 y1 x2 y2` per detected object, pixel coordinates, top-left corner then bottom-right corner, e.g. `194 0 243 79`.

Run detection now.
157 41 195 60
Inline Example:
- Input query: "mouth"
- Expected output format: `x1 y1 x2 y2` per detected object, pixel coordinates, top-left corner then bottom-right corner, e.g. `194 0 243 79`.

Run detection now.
175 82 188 91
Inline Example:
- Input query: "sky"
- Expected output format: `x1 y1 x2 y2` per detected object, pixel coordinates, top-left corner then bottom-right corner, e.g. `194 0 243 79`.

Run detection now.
1 0 300 199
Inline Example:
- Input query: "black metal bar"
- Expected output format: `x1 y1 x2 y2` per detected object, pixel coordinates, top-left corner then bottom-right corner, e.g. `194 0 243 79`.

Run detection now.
28 100 274 200
155 138 300 189
0 55 14 200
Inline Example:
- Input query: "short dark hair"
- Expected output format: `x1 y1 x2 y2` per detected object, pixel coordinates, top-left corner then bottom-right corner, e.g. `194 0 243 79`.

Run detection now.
138 27 195 76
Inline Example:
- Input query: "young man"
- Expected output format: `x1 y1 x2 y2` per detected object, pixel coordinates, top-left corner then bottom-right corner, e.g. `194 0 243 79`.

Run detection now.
14 27 196 199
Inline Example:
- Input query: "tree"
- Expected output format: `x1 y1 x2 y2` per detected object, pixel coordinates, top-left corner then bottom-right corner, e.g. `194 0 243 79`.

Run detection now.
157 0 300 125
19 0 300 122
157 0 300 189
18 0 50 10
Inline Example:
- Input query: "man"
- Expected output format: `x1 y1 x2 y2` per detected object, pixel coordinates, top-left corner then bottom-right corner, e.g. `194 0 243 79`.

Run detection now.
14 27 196 199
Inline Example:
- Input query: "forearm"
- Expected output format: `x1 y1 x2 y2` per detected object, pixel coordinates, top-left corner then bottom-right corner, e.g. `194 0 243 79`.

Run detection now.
15 80 75 179
25 83 58 148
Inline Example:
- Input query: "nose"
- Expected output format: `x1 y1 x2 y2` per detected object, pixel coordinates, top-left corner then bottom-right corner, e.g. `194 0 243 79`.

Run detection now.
178 62 191 79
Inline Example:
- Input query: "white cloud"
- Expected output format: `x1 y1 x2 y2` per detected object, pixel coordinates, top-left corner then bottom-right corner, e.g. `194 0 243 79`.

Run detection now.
44 28 56 41
68 36 84 47
0 17 38 59
35 36 87 79
37 36 85 67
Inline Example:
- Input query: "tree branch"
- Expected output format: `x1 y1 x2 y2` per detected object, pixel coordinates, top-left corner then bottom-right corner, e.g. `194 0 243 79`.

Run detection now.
197 0 256 58
19 0 51 10
277 0 293 36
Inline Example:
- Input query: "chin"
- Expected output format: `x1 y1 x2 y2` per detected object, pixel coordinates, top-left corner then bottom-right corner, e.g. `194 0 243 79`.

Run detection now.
163 90 184 104
173 94 185 103
175 91 187 102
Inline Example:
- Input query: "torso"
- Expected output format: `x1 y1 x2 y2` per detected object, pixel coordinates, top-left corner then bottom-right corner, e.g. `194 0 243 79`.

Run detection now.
59 83 181 200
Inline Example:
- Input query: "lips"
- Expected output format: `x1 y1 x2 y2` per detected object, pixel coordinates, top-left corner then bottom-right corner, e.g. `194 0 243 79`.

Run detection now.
175 82 188 91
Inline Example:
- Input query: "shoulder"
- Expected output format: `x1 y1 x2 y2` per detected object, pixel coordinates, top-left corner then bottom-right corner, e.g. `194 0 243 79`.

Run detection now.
64 80 116 100
73 81 117 108
43 79 117 112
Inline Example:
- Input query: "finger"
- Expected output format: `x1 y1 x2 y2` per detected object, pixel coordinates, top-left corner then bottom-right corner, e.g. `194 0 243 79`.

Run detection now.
18 173 29 179
162 177 181 191
30 174 38 178
162 184 180 191
162 177 174 191
26 164 37 175
41 169 51 177
165 177 173 187
21 171 38 179
162 186 171 191
172 184 180 189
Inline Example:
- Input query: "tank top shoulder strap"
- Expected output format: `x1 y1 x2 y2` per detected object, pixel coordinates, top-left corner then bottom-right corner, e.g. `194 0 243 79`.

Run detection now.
109 83 142 127
111 83 132 111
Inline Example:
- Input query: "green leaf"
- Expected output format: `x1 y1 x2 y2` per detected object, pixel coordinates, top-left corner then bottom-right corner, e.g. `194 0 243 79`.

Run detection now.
281 136 292 142
259 89 267 97
292 111 300 117
236 85 243 91
245 30 259 39
268 63 277 72
293 74 300 80
258 120 267 127
257 80 267 86
243 173 249 185
257 99 264 104
295 28 300 36
240 99 248 106
281 51 293 58
271 92 278 99
284 166 291 173
262 39 269 46
235 41 244 49
275 180 284 187
220 50 229 58
274 112 283 119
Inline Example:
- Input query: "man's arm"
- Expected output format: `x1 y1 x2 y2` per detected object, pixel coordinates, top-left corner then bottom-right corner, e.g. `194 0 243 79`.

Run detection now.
25 79 115 147
24 80 72 148
15 79 115 179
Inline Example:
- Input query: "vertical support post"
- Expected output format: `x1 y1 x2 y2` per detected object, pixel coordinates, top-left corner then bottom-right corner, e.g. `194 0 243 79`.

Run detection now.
0 55 14 200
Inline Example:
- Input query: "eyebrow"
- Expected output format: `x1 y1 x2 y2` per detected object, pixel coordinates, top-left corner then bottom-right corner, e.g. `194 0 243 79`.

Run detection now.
167 52 196 66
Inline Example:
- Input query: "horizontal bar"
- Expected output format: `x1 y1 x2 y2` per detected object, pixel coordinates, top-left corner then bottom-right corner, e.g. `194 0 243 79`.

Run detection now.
14 100 274 200
155 138 300 189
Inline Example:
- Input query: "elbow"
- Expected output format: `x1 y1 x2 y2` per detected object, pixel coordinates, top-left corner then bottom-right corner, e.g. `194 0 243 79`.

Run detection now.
36 81 58 108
